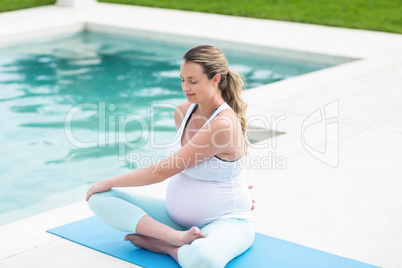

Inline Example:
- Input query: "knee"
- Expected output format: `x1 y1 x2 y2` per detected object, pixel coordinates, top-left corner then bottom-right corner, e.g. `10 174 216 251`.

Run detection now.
87 191 110 213
180 246 223 268
87 192 101 205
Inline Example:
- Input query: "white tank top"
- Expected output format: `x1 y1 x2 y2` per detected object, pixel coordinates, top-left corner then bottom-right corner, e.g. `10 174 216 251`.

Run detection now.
165 102 252 228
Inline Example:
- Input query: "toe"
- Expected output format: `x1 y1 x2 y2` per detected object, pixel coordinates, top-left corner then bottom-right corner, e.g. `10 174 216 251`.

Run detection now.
124 234 135 241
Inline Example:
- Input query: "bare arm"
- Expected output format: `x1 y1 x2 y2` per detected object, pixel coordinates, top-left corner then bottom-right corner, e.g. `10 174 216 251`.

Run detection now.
86 104 232 201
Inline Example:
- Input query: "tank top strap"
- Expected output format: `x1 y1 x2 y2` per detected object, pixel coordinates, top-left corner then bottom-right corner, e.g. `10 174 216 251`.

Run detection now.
204 102 232 125
177 103 197 138
183 103 197 125
181 102 231 128
178 102 231 142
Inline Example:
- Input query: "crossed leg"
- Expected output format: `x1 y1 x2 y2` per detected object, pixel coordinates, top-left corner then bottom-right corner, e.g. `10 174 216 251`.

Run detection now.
88 189 254 267
126 217 255 267
178 218 255 268
87 189 205 261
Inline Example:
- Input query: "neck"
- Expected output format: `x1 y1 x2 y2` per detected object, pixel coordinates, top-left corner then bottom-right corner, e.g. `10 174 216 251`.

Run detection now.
196 96 225 119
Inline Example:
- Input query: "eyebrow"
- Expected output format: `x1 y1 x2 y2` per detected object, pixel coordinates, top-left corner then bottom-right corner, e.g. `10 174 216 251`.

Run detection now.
180 75 195 79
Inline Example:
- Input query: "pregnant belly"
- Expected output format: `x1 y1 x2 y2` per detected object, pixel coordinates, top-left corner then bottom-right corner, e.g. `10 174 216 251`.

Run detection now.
165 173 251 228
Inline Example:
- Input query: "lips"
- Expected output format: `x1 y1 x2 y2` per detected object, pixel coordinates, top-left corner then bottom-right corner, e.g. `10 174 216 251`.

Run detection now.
186 94 195 97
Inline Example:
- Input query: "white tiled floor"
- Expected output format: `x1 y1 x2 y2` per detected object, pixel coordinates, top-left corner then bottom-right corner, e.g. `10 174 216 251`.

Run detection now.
1 2 402 268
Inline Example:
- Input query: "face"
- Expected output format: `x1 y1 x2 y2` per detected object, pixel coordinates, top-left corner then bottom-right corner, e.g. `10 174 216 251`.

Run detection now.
180 61 220 103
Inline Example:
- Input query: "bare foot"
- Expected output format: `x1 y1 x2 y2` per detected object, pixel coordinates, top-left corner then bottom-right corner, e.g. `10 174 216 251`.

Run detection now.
124 234 167 254
124 234 179 262
175 226 206 246
134 215 205 248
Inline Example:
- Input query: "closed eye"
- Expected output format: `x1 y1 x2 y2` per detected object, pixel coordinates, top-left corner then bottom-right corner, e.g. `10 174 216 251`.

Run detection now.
181 80 197 84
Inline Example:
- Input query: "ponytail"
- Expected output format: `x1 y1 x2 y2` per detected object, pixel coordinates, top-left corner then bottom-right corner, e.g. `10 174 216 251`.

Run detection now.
221 68 248 138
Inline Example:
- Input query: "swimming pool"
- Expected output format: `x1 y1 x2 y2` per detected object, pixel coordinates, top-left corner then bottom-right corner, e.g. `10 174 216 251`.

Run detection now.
0 31 334 225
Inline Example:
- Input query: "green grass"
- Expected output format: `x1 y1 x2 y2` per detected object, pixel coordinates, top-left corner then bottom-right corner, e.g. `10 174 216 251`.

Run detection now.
1 0 401 34
0 0 54 12
99 0 402 34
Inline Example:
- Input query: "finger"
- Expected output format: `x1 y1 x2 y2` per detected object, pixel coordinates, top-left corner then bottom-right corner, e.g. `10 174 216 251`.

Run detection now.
248 185 254 190
252 199 256 203
251 205 255 211
86 188 92 202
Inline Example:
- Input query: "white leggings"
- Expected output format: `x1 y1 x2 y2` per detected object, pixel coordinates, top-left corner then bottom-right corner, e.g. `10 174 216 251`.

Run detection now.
88 189 255 268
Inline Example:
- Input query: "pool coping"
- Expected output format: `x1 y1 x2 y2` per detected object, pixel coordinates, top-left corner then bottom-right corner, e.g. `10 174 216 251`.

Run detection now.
1 3 402 268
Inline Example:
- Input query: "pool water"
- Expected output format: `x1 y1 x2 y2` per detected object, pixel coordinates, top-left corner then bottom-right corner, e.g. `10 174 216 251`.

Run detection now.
0 31 333 225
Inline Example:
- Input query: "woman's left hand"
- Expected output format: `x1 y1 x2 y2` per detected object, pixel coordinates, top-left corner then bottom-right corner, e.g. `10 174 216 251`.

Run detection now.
248 185 256 211
86 180 112 201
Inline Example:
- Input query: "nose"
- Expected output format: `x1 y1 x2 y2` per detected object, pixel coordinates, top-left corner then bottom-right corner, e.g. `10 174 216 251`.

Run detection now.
182 81 191 92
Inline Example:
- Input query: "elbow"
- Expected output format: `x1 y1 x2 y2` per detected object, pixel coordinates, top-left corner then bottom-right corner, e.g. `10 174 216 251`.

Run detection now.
150 155 185 184
151 162 170 183
151 158 180 183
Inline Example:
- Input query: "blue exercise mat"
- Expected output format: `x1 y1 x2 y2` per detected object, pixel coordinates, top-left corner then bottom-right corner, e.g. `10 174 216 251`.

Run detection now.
47 216 378 268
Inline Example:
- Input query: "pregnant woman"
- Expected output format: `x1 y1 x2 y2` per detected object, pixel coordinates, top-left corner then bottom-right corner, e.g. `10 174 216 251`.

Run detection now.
86 45 255 268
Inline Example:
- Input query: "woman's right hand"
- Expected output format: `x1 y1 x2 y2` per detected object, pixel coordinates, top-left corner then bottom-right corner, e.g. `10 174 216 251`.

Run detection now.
86 180 112 201
248 185 256 211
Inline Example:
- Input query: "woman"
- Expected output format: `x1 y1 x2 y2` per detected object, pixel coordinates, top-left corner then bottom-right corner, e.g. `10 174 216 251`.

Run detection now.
86 45 254 268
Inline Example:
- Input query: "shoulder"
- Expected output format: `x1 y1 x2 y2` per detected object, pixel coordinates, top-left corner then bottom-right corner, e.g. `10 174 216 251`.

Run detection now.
212 108 239 128
174 102 192 131
208 108 244 155
209 108 242 139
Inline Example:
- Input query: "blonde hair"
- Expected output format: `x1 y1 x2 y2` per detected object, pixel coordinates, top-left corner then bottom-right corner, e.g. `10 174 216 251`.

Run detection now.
183 45 248 140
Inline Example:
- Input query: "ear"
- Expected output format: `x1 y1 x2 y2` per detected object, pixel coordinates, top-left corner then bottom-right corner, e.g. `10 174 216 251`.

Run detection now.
213 73 221 85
